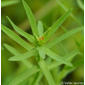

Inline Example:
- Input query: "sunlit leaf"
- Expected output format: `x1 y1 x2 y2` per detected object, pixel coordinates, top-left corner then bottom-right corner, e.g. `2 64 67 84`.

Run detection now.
37 47 46 59
39 59 56 85
56 0 82 25
4 44 33 68
7 16 35 43
1 24 33 51
41 47 72 66
38 21 44 37
46 26 83 48
57 57 84 84
1 0 19 8
44 9 72 42
8 49 36 61
56 50 83 84
22 0 38 37
77 0 84 10
9 67 39 85
34 72 43 85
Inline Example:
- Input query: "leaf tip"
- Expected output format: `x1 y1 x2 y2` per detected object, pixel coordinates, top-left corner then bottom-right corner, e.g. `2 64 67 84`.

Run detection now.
8 58 12 61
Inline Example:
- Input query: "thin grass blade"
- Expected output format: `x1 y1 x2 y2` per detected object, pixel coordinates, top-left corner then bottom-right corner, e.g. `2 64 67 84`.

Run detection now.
4 44 33 68
42 47 72 66
39 59 56 85
1 24 33 51
38 21 44 37
37 47 46 59
8 49 36 61
44 9 72 42
9 67 39 85
56 0 82 25
22 0 38 37
1 0 19 8
46 26 83 48
77 0 84 10
7 16 35 43
34 72 43 85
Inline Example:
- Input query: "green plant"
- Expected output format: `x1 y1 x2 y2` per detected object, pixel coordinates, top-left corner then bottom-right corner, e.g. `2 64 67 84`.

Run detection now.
1 0 20 8
77 0 84 11
1 0 83 85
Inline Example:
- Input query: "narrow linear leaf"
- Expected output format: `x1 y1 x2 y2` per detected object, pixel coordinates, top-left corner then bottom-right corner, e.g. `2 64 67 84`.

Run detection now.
8 49 35 61
57 58 84 84
4 44 19 55
48 50 82 84
37 47 46 59
34 58 66 85
56 66 75 85
34 62 64 85
49 62 64 70
39 59 56 85
48 49 79 70
42 47 72 66
34 72 43 85
4 44 33 68
57 50 83 84
46 26 83 48
4 44 73 72
4 45 79 85
56 0 82 25
34 59 64 85
30 72 41 85
1 24 33 51
1 0 19 8
7 16 35 43
22 0 38 37
44 9 72 42
77 0 84 10
9 67 39 85
38 21 44 37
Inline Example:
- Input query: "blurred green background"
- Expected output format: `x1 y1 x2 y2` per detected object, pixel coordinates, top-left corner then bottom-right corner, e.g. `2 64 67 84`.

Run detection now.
1 0 84 85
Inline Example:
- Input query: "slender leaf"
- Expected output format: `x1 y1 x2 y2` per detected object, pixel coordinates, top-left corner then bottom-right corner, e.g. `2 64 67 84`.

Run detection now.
7 16 35 43
1 24 33 51
34 60 65 85
34 72 43 85
57 58 84 85
48 49 79 70
49 62 64 70
56 50 83 84
77 0 84 10
56 0 82 25
1 0 19 8
37 47 46 59
44 9 72 42
9 67 39 85
46 26 83 48
39 59 56 85
4 44 33 68
56 66 75 85
4 44 73 70
4 44 20 55
22 0 38 37
41 47 72 66
8 49 36 61
38 21 44 37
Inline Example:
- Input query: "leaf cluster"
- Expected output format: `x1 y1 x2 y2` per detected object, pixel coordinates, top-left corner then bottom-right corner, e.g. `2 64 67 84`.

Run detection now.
1 0 83 85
